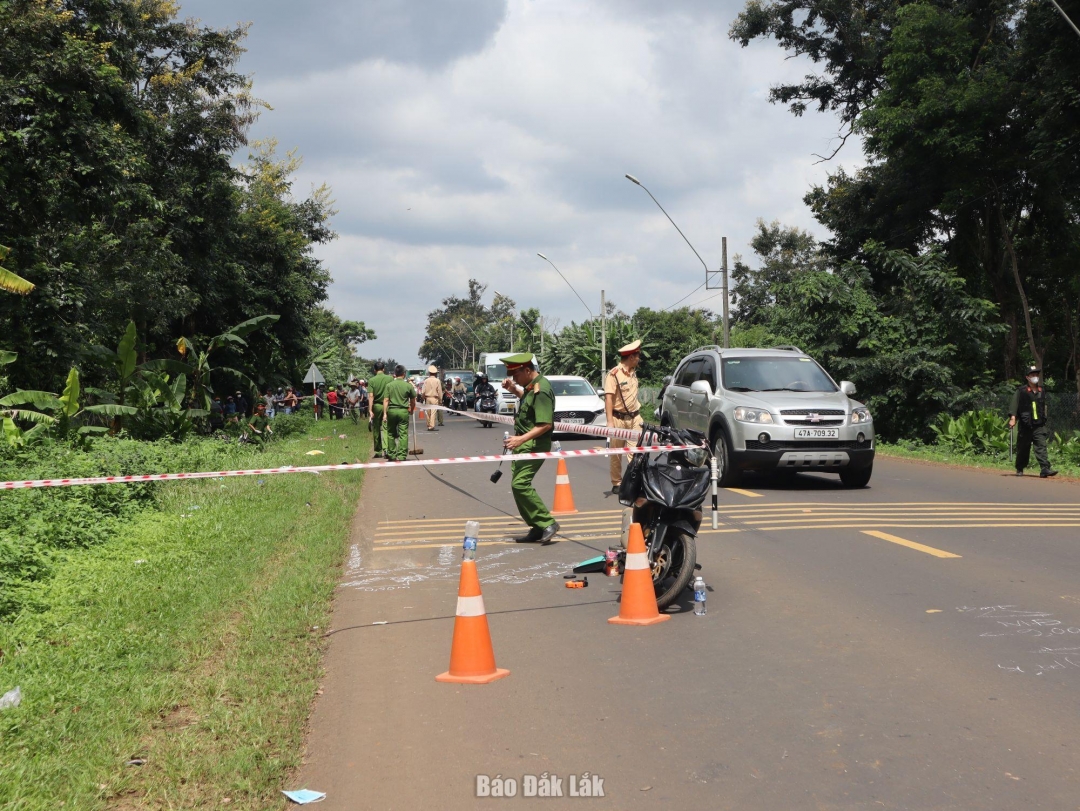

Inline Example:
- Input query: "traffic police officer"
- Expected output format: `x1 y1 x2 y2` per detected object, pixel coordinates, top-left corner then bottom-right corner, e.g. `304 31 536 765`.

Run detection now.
367 361 391 458
502 353 559 543
421 365 443 431
1008 364 1058 478
383 365 416 461
605 339 644 494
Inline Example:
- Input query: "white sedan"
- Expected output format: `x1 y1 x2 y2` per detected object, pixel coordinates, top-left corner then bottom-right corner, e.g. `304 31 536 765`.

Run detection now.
546 375 607 437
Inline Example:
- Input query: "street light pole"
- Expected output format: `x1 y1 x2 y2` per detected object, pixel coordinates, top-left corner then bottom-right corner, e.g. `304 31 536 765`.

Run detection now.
600 289 606 384
625 173 729 348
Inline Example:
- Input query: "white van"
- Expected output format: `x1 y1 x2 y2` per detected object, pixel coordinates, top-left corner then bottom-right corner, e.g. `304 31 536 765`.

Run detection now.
479 352 540 416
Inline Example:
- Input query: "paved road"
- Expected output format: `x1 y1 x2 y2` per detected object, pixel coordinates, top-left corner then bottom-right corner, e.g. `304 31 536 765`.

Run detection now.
296 415 1080 810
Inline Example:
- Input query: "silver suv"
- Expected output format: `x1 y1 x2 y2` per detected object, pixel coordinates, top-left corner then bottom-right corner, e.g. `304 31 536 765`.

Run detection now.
661 346 875 487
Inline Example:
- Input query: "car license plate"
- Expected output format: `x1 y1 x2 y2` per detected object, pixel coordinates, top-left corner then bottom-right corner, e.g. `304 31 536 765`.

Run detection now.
795 428 838 439
564 418 585 424
506 403 516 413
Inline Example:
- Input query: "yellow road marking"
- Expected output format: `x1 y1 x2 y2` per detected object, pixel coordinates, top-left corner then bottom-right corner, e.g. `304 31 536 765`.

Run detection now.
756 523 1080 531
717 501 1075 510
725 488 763 498
376 508 624 526
861 530 961 559
739 514 1080 527
374 516 622 540
372 528 742 551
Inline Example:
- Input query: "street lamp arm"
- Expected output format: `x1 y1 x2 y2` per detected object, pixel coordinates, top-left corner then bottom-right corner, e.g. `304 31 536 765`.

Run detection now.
536 253 595 319
625 174 709 275
1047 0 1080 37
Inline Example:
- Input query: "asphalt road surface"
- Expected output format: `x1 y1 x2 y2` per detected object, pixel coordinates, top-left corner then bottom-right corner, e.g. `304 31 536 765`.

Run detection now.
295 413 1080 810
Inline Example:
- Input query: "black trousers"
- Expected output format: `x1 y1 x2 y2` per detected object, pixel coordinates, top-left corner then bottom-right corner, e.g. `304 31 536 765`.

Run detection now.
1016 424 1050 472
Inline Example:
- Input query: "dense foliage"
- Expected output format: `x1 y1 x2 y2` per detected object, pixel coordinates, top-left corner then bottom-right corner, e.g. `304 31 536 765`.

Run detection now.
0 0 368 399
731 0 1080 393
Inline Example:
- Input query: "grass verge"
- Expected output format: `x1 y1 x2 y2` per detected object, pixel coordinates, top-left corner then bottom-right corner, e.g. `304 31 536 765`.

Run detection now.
877 441 1080 480
0 419 371 809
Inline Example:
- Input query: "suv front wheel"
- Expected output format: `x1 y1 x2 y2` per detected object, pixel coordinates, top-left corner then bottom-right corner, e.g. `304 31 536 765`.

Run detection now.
713 431 743 487
839 464 872 488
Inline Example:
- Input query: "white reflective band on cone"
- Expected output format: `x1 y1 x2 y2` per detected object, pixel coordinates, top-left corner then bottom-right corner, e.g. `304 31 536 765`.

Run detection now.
456 595 486 617
624 552 649 570
556 475 570 485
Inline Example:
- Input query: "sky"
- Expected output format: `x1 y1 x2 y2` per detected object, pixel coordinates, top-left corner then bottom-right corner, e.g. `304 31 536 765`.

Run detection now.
174 0 860 367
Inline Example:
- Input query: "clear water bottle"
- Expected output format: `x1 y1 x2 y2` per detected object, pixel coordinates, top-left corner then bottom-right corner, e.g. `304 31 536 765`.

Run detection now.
463 520 480 561
553 440 562 454
693 576 707 616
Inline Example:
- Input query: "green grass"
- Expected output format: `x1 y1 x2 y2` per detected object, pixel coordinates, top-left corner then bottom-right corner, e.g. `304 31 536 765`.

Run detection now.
0 419 371 809
878 440 1080 479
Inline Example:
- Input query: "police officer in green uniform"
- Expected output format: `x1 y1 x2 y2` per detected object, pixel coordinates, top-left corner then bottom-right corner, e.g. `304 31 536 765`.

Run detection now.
382 365 416 462
501 353 559 543
1008 364 1058 478
367 361 391 458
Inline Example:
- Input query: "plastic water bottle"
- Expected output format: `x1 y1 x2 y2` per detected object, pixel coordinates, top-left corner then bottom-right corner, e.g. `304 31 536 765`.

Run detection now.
553 440 562 454
693 576 707 616
463 520 480 561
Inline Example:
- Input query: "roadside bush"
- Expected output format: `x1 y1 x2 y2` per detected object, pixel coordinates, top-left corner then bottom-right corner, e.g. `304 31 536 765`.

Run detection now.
1051 430 1080 466
930 409 1009 456
0 436 256 619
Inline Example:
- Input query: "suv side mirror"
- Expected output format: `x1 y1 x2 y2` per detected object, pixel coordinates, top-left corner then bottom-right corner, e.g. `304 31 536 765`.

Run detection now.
840 381 856 396
689 379 712 396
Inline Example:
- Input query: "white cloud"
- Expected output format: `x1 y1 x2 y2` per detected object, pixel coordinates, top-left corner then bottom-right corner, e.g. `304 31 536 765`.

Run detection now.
178 0 861 367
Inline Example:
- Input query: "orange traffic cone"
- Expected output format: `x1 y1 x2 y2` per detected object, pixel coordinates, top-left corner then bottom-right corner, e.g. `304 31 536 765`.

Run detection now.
417 405 426 419
436 559 510 684
551 458 578 515
609 523 670 626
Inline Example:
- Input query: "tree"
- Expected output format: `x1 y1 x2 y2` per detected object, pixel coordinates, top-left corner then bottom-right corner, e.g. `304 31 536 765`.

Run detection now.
732 0 1080 394
0 2 334 395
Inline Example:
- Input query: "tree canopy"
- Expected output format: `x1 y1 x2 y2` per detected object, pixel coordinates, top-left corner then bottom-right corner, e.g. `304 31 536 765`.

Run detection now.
0 0 344 397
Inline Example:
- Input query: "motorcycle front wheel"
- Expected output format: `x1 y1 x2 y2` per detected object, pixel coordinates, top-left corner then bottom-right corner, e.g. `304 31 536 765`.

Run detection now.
650 529 697 610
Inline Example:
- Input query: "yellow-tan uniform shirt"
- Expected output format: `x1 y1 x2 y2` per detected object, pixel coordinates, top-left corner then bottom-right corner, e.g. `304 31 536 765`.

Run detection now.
605 363 643 486
421 375 443 428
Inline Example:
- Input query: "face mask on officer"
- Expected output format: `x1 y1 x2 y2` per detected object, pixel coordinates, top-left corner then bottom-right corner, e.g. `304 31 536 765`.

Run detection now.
1027 375 1039 386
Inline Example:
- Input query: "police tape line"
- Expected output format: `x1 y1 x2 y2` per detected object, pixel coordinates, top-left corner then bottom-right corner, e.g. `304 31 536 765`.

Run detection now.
424 404 644 442
0 444 696 491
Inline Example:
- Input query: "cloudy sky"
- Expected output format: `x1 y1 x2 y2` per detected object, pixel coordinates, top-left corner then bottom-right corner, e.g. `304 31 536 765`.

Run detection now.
175 0 859 367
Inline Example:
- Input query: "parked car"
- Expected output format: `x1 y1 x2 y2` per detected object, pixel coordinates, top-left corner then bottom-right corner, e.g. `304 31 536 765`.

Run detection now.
546 375 607 437
660 346 875 487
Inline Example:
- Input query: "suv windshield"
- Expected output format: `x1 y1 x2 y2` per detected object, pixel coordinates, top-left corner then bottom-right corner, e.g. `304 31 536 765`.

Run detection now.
486 363 507 380
721 357 837 393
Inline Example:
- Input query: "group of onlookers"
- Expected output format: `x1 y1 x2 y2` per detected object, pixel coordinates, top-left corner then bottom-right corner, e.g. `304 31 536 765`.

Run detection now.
312 380 368 419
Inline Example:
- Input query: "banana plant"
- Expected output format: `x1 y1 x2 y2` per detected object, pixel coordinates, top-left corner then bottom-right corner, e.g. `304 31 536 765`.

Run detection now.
1 367 136 447
125 370 206 439
0 245 34 295
167 314 280 409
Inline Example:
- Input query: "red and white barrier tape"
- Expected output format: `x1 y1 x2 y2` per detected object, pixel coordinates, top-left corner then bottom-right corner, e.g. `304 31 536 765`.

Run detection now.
0 444 695 491
425 404 646 441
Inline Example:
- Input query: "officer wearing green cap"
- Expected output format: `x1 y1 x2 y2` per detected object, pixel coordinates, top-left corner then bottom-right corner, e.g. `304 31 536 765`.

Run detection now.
382 364 416 461
501 353 559 543
367 361 391 458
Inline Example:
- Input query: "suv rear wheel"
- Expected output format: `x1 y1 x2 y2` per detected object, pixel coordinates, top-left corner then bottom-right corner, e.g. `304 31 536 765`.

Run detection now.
839 464 872 488
713 430 743 487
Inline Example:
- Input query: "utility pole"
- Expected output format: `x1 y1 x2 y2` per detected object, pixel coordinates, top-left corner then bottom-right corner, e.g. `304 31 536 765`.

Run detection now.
600 289 607 384
721 237 730 348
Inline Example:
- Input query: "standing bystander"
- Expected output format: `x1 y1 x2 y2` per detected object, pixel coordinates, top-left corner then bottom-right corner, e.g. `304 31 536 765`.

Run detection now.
421 366 443 431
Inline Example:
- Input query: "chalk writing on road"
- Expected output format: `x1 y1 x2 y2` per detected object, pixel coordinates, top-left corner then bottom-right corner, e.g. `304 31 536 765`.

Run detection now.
958 605 1080 676
342 544 567 592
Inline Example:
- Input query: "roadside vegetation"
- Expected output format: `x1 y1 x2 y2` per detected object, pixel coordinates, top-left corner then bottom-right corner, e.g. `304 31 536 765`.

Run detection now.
0 417 369 810
416 1 1080 459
